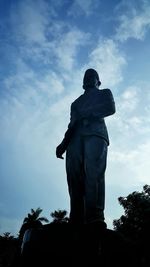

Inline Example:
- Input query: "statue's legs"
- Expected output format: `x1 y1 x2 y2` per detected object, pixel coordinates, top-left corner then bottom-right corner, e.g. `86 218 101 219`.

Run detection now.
66 135 85 224
83 136 107 224
66 135 107 224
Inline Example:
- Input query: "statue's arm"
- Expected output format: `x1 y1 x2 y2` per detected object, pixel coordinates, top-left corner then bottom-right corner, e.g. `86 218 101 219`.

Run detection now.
92 89 116 118
78 89 116 120
56 103 77 159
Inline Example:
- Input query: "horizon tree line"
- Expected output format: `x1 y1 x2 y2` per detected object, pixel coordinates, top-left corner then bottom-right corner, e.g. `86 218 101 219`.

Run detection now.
0 184 150 242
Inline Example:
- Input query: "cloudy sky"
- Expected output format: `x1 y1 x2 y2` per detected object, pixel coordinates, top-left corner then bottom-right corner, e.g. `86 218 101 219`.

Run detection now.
0 0 150 236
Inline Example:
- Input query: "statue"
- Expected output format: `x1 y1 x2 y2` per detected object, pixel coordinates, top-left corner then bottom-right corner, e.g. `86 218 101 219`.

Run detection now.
56 69 116 228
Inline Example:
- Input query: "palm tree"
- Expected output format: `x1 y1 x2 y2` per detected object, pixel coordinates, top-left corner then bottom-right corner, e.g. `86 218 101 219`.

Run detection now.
1 232 15 240
19 207 49 241
50 209 69 224
23 207 49 225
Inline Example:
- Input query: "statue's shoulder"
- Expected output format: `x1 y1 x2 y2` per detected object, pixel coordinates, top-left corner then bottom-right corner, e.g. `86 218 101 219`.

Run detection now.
99 88 114 98
71 94 84 106
100 88 112 93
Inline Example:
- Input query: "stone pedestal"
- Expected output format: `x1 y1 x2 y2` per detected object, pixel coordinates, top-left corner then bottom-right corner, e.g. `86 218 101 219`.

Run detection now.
20 223 138 267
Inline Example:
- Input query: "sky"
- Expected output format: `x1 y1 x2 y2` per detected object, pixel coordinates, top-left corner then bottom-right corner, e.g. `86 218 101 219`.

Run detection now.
0 0 150 236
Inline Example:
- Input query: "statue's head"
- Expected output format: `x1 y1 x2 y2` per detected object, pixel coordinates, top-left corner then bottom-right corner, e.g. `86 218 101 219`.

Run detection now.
83 68 101 90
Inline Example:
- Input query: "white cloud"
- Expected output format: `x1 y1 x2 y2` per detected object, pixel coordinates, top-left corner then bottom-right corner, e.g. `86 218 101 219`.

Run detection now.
0 59 82 186
4 59 65 101
115 1 150 41
0 60 74 233
117 86 139 113
1 60 65 151
52 29 90 71
10 1 90 71
35 72 65 96
112 84 150 139
86 39 126 87
68 0 99 17
11 0 51 44
108 140 150 186
105 81 150 189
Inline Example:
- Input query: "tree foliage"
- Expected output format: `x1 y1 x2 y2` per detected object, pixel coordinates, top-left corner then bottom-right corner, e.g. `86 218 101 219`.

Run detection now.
0 232 19 267
23 207 49 224
19 207 49 241
113 184 150 240
0 232 15 240
50 209 69 224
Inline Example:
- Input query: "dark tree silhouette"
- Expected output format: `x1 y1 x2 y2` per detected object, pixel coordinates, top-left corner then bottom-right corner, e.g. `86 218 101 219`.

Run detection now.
23 207 49 224
113 184 150 240
50 209 69 224
19 207 49 241
113 184 150 266
1 232 15 240
0 232 19 267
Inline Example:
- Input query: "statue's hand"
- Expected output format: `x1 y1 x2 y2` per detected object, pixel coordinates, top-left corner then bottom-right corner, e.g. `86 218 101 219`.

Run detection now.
56 143 65 159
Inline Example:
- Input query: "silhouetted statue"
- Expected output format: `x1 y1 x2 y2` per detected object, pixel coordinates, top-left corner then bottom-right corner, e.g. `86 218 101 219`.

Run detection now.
56 68 116 228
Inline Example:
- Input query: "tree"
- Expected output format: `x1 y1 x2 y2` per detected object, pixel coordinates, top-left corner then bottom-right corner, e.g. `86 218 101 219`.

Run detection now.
23 207 49 225
0 232 15 240
0 232 19 267
50 209 69 224
19 207 49 241
113 184 150 241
